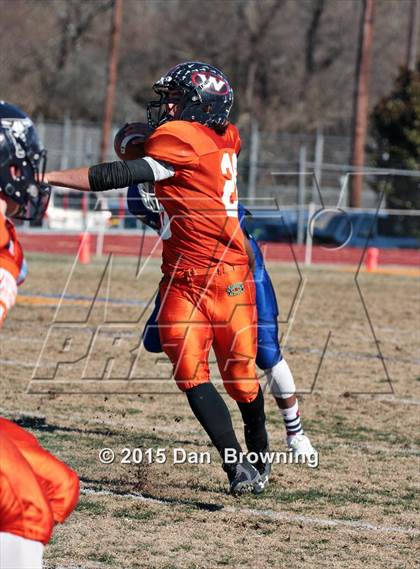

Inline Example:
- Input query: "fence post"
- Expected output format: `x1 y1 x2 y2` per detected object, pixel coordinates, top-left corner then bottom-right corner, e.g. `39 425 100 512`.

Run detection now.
96 220 105 258
75 120 84 168
36 115 46 147
312 128 324 201
338 174 349 207
248 119 259 204
85 135 93 163
60 112 71 170
297 145 307 245
305 201 316 266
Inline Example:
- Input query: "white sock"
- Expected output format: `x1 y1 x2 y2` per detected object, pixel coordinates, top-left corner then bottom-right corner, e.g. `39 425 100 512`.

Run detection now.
0 532 44 569
281 401 304 438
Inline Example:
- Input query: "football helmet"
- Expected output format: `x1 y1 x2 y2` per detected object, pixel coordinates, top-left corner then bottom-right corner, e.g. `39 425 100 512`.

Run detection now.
0 101 50 220
147 61 234 131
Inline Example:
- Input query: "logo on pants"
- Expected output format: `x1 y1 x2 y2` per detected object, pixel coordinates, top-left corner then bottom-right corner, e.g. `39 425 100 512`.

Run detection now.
226 282 244 297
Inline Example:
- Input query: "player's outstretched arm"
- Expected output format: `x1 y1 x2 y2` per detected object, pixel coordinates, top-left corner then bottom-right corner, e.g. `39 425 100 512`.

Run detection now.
46 159 155 192
46 167 91 191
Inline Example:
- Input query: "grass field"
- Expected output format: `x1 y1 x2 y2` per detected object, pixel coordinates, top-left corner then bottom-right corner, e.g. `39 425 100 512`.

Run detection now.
1 252 419 569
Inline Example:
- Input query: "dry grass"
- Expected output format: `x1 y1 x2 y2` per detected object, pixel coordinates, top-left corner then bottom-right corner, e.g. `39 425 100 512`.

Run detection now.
1 252 419 569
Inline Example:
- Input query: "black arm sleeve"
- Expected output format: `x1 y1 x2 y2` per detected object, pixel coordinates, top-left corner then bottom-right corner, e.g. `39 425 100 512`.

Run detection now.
88 159 155 192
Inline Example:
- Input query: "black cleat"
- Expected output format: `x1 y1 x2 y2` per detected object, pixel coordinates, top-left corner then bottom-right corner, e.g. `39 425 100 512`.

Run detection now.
223 457 262 496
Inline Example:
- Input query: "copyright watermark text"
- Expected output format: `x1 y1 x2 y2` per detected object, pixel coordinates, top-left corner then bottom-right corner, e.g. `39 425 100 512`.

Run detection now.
99 447 319 468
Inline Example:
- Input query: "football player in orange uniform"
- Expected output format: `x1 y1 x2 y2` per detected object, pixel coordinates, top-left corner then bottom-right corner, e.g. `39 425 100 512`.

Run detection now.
0 102 51 326
0 418 79 568
46 62 270 494
129 191 317 465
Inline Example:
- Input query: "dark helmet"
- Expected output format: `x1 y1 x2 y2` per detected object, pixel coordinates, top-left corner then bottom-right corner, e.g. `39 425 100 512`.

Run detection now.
147 61 234 131
0 101 50 220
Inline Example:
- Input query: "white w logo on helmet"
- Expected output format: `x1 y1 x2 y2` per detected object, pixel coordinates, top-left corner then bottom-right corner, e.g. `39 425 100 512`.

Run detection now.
191 72 229 95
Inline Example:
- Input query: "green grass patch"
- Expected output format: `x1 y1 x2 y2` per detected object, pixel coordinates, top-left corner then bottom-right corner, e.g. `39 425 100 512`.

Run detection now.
76 499 105 516
113 506 155 521
88 552 115 563
125 407 142 415
333 422 412 446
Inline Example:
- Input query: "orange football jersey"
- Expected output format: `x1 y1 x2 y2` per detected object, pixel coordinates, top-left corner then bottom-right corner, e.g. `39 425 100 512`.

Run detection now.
144 121 248 275
0 418 80 525
0 213 24 280
0 431 54 544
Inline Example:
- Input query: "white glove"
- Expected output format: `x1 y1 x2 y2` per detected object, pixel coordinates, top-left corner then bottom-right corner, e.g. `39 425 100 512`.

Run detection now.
0 268 17 324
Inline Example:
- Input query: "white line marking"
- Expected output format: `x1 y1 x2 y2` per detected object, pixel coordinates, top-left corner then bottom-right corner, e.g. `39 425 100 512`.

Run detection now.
0 358 42 369
373 395 420 406
81 487 419 536
332 442 420 456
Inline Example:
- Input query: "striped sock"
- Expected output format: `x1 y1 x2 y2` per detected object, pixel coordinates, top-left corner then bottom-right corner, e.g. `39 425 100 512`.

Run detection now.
281 401 304 437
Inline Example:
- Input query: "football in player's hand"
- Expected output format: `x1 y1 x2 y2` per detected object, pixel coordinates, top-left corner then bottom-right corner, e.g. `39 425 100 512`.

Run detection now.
114 122 154 160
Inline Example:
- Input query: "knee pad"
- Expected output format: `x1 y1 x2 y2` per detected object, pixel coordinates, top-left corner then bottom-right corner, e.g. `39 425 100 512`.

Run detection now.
172 363 210 392
176 376 209 393
220 356 259 403
266 358 296 398
163 343 211 392
224 377 259 404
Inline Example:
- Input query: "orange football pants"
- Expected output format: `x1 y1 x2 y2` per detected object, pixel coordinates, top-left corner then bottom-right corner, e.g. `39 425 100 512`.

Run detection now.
158 264 259 403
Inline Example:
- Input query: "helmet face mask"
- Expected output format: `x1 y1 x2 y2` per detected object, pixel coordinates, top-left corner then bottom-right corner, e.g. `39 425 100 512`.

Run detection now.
147 86 196 127
147 62 234 131
0 102 51 221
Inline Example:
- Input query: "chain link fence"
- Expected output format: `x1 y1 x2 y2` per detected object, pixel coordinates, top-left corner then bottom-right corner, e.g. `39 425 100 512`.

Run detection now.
35 117 419 216
36 116 379 207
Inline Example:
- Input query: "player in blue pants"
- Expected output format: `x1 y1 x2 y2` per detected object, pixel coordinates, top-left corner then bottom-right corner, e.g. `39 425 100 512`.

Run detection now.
128 185 316 463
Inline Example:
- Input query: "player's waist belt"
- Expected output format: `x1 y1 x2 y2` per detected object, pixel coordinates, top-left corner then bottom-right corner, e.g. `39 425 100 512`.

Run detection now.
166 263 246 279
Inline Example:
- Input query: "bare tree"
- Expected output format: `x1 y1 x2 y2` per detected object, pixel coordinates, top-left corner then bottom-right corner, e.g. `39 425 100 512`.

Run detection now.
237 0 285 123
0 0 414 135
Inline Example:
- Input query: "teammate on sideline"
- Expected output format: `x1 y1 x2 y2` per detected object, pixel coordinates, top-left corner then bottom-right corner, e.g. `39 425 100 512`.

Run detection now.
128 186 316 462
0 418 79 569
0 104 77 567
0 101 51 327
45 62 271 495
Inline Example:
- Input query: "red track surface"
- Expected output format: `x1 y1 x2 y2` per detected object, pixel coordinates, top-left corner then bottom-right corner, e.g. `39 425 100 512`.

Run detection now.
19 232 420 266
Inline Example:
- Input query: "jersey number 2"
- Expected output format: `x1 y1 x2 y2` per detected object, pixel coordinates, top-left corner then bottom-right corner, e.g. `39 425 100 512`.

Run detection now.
221 152 238 218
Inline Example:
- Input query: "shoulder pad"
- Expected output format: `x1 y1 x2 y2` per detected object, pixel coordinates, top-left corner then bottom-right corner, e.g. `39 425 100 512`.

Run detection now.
145 121 201 168
225 123 241 155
